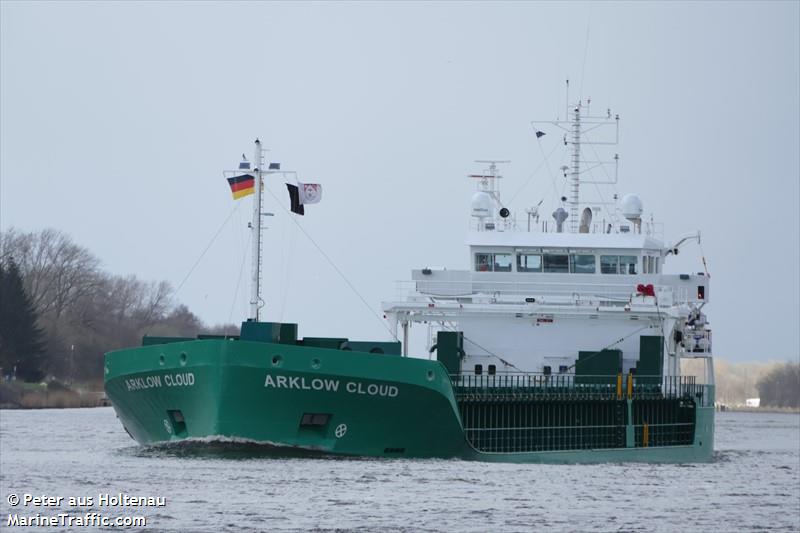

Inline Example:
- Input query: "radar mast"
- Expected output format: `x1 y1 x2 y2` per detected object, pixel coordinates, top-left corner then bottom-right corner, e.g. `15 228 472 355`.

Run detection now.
533 84 620 233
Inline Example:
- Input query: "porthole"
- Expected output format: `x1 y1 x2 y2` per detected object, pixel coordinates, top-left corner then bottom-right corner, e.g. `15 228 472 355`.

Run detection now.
159 354 166 366
272 355 283 367
179 352 187 366
311 358 321 369
426 369 435 381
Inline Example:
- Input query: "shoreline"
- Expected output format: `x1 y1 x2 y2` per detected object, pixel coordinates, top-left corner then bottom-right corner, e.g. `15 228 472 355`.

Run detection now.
0 383 109 409
717 406 800 414
1 402 110 410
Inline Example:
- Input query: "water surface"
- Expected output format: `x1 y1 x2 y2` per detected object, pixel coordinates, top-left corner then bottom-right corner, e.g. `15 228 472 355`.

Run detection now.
1 408 798 532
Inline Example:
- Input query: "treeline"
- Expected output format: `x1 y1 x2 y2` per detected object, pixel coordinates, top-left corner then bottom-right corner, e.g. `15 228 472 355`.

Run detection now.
0 228 235 385
684 359 800 408
756 363 800 408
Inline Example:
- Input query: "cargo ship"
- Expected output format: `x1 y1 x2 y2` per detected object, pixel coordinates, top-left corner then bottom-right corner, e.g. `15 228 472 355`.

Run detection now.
105 101 715 462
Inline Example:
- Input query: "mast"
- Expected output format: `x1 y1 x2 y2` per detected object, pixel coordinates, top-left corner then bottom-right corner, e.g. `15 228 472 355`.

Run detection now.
249 138 263 321
533 100 619 235
569 105 581 233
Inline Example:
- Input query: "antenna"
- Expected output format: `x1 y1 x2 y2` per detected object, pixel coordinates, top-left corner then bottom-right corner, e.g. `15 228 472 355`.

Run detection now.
532 104 620 233
565 78 569 121
470 160 510 195
469 160 510 232
525 199 543 232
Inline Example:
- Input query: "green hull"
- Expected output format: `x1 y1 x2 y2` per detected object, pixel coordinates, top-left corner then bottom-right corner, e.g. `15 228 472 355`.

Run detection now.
105 336 714 463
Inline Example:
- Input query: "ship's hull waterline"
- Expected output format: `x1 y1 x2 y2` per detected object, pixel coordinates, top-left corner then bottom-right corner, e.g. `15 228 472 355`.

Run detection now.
105 339 713 463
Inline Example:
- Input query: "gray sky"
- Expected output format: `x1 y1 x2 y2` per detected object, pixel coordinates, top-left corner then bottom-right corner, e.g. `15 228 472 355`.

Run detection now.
1 1 798 363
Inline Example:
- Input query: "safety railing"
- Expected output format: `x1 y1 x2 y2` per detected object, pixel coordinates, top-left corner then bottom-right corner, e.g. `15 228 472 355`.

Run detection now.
469 219 665 240
451 373 708 403
392 278 691 306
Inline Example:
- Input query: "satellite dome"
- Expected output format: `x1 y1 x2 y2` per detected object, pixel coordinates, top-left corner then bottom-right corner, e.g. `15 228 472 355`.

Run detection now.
471 192 493 218
620 193 643 221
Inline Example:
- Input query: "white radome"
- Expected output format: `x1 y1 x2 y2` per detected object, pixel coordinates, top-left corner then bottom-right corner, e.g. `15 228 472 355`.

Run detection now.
620 193 643 221
470 192 493 218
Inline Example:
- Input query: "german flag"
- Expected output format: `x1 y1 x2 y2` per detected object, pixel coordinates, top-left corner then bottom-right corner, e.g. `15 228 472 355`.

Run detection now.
227 174 255 200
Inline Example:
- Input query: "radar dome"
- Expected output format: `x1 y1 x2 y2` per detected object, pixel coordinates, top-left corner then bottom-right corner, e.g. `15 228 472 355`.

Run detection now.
620 194 643 221
471 192 492 218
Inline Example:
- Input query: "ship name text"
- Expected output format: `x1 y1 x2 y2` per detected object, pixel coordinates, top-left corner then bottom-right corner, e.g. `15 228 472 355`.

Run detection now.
264 374 399 398
125 372 195 391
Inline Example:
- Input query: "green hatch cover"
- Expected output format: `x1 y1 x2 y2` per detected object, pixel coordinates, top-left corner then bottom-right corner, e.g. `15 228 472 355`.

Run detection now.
436 331 463 375
576 348 623 384
240 321 299 344
636 335 664 385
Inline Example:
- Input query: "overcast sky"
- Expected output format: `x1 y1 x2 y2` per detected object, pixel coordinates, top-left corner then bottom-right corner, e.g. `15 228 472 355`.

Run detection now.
1 1 798 363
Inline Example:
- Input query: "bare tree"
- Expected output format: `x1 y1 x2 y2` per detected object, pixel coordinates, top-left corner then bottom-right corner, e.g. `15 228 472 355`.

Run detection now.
1 228 101 323
134 280 173 327
0 228 213 383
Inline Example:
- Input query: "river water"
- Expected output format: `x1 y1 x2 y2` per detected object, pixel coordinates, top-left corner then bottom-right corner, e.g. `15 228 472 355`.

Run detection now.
0 408 798 532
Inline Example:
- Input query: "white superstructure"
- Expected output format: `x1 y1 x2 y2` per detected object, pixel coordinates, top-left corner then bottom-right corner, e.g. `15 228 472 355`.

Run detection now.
382 100 714 382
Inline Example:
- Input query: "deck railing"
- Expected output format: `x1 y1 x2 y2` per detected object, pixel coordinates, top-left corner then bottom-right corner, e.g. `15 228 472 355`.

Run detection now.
469 219 665 240
450 373 709 404
393 279 691 306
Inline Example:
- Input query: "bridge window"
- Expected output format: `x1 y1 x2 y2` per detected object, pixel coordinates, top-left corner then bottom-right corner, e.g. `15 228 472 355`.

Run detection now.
475 253 491 271
475 253 512 272
494 253 512 272
620 256 638 274
570 254 596 274
601 255 639 274
543 254 569 273
645 256 659 274
517 253 542 272
600 255 619 274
